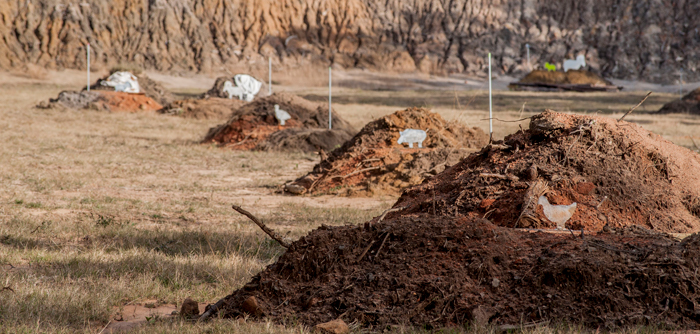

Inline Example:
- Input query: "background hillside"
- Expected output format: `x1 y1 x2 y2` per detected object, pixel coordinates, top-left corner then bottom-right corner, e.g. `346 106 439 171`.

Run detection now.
1 0 697 83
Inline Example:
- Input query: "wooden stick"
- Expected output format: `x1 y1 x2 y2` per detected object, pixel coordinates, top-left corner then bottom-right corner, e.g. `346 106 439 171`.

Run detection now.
355 240 376 263
372 206 405 226
232 205 290 248
480 173 519 181
197 298 227 322
374 233 391 259
618 92 652 121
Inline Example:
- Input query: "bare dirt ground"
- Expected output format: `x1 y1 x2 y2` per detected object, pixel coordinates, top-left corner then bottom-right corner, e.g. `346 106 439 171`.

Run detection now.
1 69 699 333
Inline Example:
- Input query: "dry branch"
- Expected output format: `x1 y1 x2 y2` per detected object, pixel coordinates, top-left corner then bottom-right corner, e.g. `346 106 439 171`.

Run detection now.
231 205 290 248
618 92 652 121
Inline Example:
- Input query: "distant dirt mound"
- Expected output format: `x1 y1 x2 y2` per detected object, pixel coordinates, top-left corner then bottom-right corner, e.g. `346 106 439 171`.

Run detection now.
202 76 265 99
159 98 246 119
202 93 355 152
87 73 174 106
395 111 700 233
207 111 700 331
40 91 162 112
510 70 621 92
284 108 488 196
655 88 700 114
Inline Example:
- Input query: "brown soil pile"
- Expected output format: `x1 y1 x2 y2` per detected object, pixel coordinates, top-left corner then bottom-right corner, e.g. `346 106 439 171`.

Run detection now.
87 74 175 106
655 88 700 114
202 76 265 99
518 70 612 86
39 91 162 113
208 111 700 331
284 108 488 196
158 98 246 120
394 111 700 233
202 92 355 153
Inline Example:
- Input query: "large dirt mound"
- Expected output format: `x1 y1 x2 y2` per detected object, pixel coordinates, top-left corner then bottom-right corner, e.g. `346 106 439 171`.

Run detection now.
87 73 174 106
207 111 700 331
509 70 621 92
284 108 488 196
215 216 700 330
395 111 700 233
202 93 355 153
158 98 246 120
3 1 699 83
39 91 162 113
655 88 700 114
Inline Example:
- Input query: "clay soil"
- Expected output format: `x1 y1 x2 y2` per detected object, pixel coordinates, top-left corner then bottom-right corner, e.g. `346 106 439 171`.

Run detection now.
656 88 700 114
87 73 175 106
284 107 488 196
41 90 163 113
158 98 246 120
212 111 700 331
203 92 355 153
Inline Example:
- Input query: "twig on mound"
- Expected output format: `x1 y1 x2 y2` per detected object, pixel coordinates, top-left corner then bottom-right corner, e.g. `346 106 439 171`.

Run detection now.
480 173 519 182
356 240 376 263
374 232 391 259
372 206 406 227
228 134 252 147
336 166 381 179
231 205 290 249
97 320 112 334
618 92 652 121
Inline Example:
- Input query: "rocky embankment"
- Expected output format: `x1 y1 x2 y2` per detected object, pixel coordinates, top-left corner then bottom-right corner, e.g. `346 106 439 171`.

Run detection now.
1 0 697 83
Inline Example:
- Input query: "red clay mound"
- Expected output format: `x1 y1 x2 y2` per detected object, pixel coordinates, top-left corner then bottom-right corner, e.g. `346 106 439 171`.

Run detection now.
510 70 621 92
284 107 488 196
40 91 162 112
655 88 700 114
202 92 355 153
158 98 246 120
213 215 700 330
395 111 700 233
87 73 175 106
206 111 700 331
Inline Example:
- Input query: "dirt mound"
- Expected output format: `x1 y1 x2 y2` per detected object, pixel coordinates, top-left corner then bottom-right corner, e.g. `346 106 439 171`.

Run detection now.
509 70 621 92
394 111 700 233
655 88 700 114
39 91 162 112
202 92 355 152
158 98 246 119
87 74 174 106
208 111 700 331
214 216 700 330
284 108 488 196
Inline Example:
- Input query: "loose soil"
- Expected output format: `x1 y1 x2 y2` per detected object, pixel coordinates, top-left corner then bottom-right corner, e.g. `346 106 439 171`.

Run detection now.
395 111 700 233
202 76 266 99
210 111 700 331
87 73 175 106
202 92 355 153
284 107 488 196
656 88 700 114
158 98 246 119
510 70 621 92
39 91 162 113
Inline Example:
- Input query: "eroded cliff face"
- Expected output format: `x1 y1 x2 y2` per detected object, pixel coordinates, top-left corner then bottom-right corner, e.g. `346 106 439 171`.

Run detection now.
1 0 698 83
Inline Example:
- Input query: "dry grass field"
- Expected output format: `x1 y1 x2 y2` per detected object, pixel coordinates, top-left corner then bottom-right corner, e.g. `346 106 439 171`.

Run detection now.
0 70 698 333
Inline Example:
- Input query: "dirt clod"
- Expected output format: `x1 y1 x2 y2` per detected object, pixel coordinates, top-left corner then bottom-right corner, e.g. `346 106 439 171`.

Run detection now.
203 92 355 153
179 298 200 319
314 319 349 334
241 296 264 317
285 107 488 196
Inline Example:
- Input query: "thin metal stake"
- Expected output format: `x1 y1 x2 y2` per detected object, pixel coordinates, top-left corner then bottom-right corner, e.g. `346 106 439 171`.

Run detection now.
488 53 493 139
526 44 530 70
87 43 90 92
328 66 332 130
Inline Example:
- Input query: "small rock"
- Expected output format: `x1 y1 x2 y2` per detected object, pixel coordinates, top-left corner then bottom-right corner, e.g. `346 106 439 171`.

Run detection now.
179 297 199 319
527 165 538 180
314 319 349 334
491 278 500 288
479 199 496 209
285 184 306 195
241 296 263 317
